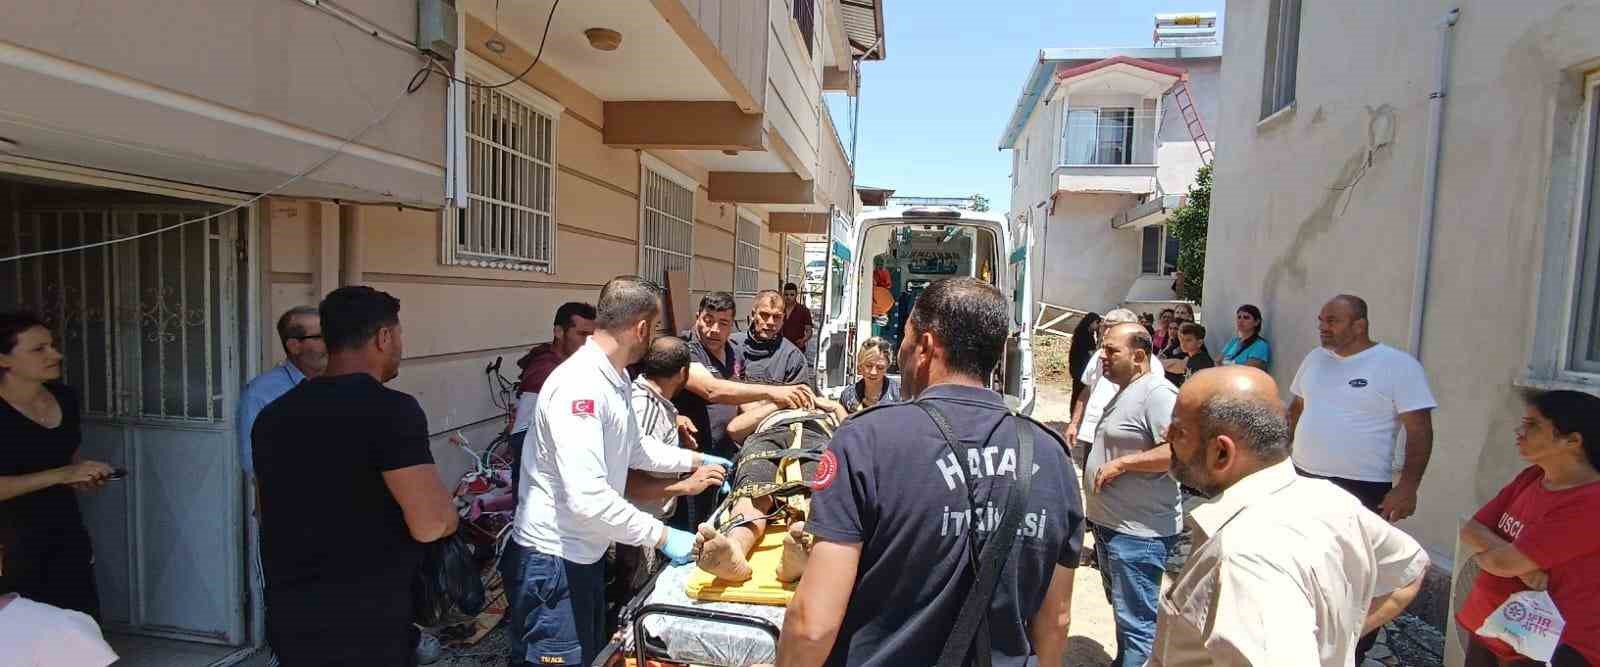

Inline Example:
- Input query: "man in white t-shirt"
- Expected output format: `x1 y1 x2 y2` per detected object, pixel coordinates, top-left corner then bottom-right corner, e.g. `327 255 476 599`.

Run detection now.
1287 294 1436 661
1065 308 1141 463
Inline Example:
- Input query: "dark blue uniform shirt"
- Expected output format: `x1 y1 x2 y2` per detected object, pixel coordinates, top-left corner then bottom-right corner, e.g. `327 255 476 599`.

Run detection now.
807 383 1085 667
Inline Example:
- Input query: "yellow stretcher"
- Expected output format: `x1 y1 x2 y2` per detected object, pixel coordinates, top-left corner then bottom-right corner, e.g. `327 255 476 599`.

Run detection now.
684 415 825 607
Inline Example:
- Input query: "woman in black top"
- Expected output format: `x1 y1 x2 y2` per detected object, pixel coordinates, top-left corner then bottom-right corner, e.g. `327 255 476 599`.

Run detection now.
839 337 901 413
0 311 112 616
1067 313 1103 407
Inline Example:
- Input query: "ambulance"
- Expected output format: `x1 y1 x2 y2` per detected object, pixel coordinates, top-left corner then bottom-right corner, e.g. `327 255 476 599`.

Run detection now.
815 206 1037 414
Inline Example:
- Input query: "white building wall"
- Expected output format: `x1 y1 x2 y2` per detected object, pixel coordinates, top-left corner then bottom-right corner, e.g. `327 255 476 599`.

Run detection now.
1207 0 1600 647
1010 57 1221 313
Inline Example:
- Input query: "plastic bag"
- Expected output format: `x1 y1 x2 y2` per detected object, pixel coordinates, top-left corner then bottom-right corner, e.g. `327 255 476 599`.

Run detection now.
413 530 488 627
1476 590 1565 662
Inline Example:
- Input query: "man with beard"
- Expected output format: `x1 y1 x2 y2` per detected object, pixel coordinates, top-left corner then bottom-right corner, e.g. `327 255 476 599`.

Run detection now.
239 306 327 482
503 277 729 666
773 278 1083 667
507 302 596 491
734 290 816 388
1151 366 1429 666
253 287 459 665
1082 322 1183 667
673 292 814 531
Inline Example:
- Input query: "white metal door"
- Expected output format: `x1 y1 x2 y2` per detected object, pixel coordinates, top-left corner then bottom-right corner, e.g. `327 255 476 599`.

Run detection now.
4 206 246 645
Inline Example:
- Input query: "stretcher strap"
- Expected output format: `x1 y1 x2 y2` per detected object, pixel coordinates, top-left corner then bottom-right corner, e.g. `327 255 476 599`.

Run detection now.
917 402 1034 667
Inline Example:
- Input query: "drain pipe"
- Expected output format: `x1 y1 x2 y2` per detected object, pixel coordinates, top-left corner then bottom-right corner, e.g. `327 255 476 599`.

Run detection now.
1407 8 1460 359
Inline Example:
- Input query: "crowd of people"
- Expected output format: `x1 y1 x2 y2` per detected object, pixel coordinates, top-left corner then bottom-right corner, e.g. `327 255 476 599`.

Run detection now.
2 278 1598 666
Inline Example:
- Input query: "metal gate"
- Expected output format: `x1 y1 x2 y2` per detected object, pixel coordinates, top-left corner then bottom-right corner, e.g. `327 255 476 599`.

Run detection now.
2 206 246 645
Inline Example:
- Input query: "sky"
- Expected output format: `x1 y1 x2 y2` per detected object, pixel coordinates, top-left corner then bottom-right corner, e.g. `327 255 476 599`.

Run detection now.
826 0 1224 214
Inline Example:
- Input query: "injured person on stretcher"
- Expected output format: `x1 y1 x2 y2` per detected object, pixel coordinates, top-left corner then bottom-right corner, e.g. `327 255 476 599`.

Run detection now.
691 398 846 585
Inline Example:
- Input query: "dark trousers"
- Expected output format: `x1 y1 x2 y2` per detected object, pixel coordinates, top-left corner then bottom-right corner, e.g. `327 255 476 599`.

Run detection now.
7 533 100 619
501 541 608 666
266 584 418 666
1297 467 1392 659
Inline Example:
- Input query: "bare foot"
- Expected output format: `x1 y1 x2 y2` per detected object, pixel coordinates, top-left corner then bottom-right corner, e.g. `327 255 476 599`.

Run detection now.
695 525 753 582
778 521 812 583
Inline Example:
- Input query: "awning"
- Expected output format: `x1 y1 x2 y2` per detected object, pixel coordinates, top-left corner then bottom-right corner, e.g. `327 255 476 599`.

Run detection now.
1110 193 1185 229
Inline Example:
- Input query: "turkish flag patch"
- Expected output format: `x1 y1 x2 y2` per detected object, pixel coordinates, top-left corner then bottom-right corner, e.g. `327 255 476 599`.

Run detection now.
811 450 839 491
571 399 596 417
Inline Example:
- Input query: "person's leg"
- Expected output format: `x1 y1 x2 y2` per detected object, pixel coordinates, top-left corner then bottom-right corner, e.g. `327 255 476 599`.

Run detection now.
694 497 769 581
563 557 609 666
504 546 584 666
1098 527 1174 667
29 535 100 619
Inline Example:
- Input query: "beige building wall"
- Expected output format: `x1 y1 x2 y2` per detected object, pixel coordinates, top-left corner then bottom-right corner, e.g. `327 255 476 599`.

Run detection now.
1208 0 1600 643
0 0 445 206
263 45 789 483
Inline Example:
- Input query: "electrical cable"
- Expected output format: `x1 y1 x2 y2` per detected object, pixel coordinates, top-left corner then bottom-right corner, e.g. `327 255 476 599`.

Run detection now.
420 0 560 91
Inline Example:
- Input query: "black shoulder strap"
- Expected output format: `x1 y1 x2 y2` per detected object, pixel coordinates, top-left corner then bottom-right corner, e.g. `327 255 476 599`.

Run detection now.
916 401 1035 667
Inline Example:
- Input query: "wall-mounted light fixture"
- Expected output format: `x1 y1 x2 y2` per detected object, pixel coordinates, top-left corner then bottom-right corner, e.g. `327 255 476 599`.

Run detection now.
585 28 622 51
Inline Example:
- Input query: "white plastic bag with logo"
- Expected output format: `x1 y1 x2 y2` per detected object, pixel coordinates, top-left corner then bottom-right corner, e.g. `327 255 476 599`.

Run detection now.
1475 590 1565 662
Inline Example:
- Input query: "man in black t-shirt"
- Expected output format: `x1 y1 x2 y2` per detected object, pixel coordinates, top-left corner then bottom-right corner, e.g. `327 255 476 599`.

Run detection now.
670 293 814 531
775 278 1085 667
253 286 458 666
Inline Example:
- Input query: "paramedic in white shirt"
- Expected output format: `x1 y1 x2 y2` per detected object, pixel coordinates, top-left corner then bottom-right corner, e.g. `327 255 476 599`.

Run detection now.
501 276 732 667
1152 366 1428 667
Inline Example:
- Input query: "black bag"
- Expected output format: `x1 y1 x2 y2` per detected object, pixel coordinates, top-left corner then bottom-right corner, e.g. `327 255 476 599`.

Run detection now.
412 529 487 627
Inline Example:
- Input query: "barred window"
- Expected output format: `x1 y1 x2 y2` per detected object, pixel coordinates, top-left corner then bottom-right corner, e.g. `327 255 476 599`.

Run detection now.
735 215 762 295
446 70 557 271
639 158 695 287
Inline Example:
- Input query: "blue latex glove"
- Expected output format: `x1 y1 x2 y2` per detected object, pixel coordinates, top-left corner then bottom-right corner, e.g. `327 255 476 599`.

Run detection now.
659 527 696 565
699 453 734 471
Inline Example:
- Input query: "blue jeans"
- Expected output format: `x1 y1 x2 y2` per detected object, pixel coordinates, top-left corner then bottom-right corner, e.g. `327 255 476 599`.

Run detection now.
500 541 608 666
1092 523 1178 667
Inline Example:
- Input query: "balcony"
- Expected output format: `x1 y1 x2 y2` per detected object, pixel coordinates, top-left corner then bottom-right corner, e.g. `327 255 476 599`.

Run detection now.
1054 164 1158 196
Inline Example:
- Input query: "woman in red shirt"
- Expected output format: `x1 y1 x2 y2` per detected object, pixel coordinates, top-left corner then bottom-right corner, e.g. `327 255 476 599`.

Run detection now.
1458 390 1600 666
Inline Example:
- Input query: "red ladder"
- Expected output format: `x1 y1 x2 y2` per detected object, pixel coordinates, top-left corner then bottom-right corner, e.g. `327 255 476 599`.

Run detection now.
1170 80 1214 166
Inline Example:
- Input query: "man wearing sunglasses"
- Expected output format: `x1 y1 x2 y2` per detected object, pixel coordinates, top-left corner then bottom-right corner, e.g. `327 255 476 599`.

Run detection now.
234 305 329 664
239 306 326 481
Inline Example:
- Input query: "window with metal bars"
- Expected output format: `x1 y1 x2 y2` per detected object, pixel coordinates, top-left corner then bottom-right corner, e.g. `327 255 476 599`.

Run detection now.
735 216 762 295
640 166 695 289
446 75 556 271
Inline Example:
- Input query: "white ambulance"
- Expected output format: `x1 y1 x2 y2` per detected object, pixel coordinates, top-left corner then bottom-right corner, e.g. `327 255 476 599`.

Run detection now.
815 206 1037 414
